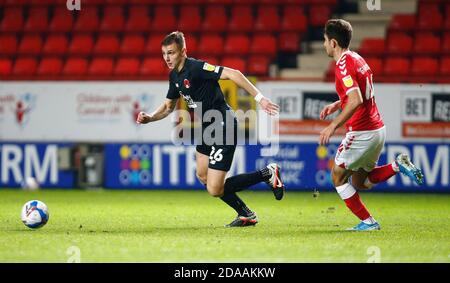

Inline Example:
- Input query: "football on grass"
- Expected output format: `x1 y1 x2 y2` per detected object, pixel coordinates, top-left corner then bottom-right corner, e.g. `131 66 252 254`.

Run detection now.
21 200 49 229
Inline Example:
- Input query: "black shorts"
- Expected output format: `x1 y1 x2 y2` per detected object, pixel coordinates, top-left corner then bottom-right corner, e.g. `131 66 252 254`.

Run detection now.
196 117 237 172
196 143 236 172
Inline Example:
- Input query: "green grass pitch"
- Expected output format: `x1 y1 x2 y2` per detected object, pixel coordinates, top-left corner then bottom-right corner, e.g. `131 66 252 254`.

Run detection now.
0 189 449 263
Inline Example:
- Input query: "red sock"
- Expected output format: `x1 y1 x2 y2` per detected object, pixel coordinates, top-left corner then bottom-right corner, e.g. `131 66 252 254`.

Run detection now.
344 192 371 221
368 164 397 184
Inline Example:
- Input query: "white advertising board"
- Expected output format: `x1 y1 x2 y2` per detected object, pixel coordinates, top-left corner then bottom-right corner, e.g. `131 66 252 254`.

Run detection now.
0 82 173 142
258 82 450 142
1 82 449 142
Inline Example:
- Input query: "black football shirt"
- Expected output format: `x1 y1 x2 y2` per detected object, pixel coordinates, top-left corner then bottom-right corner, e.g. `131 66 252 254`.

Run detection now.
166 57 232 116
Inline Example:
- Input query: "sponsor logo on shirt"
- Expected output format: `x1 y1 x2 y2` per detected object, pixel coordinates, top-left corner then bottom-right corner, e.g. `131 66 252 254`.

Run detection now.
343 75 354 88
203 63 216 72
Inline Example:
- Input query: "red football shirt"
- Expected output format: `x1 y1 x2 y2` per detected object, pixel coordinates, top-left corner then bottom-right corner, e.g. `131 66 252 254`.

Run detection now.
334 50 384 132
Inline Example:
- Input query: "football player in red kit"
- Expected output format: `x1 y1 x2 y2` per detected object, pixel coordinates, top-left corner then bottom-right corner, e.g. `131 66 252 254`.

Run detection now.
319 19 424 231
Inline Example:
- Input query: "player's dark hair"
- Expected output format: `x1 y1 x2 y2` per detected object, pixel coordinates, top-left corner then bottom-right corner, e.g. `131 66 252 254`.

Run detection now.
324 19 352 49
161 31 186 50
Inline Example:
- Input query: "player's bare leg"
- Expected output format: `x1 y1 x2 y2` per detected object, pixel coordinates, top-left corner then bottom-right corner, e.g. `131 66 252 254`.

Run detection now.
331 165 380 231
206 168 227 197
195 151 209 185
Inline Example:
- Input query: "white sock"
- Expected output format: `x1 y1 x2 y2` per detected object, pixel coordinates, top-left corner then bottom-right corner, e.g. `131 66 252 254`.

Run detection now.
392 161 399 172
335 183 357 200
362 216 377 224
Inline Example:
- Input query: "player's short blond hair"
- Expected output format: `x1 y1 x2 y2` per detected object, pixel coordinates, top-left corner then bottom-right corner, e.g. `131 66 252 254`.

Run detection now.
161 31 186 50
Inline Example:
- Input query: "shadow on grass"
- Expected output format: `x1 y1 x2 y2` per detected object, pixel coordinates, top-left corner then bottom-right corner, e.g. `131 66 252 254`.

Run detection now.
3 225 357 237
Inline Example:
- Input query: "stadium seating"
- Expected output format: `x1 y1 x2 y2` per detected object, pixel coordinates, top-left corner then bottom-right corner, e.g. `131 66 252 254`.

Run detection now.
18 34 43 55
125 5 151 32
88 57 114 76
364 57 383 76
228 5 254 32
358 38 385 56
37 57 63 76
120 34 145 56
93 34 120 55
255 5 280 32
0 0 376 80
73 6 99 32
100 6 125 32
0 7 24 32
140 57 167 77
414 33 441 55
0 35 17 55
417 14 443 31
23 7 48 32
383 57 410 77
442 33 450 54
178 6 202 32
13 57 38 76
250 34 277 57
69 34 94 56
309 5 332 27
145 34 165 55
151 6 177 32
197 34 224 56
224 34 250 55
278 32 301 53
281 5 308 32
48 7 73 32
202 5 227 32
221 57 246 73
0 58 13 76
62 58 89 76
388 14 415 32
248 56 270 76
114 57 140 76
43 34 69 55
387 33 413 55
411 57 439 77
439 57 450 75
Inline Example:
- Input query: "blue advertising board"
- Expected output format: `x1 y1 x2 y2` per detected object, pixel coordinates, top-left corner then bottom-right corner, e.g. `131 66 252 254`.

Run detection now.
2 142 447 192
104 142 450 192
0 143 75 188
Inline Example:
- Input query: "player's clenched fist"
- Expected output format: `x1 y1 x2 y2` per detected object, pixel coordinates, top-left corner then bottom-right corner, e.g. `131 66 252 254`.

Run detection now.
136 111 152 124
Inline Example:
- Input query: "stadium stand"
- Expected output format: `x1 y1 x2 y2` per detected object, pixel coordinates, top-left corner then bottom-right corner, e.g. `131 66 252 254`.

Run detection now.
0 0 448 82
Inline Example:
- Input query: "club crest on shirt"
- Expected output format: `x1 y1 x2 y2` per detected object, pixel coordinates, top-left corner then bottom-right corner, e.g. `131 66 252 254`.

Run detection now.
203 63 216 72
183 79 191 89
342 75 354 88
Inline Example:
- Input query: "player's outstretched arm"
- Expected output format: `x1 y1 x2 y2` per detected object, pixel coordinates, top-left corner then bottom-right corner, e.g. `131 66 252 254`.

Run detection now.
220 67 279 116
319 89 362 145
136 98 178 124
320 100 341 120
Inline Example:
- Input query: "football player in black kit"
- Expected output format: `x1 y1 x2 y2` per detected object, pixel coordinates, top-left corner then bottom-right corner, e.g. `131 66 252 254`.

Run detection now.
137 31 285 227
